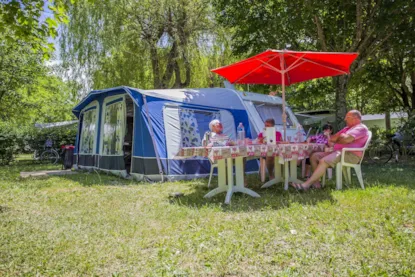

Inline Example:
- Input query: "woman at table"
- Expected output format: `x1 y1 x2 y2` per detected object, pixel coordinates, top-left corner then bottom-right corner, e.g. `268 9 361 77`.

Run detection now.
202 119 229 146
258 118 282 181
303 123 334 178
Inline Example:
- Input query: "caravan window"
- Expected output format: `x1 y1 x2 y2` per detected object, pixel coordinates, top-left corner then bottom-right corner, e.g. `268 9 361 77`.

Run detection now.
255 103 293 126
80 107 97 154
101 98 125 155
179 108 220 147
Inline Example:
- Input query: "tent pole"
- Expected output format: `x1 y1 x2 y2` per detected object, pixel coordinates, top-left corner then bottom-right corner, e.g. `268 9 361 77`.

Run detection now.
280 53 287 141
143 95 165 182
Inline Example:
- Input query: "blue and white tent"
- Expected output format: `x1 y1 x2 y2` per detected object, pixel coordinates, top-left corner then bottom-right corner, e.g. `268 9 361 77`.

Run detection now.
72 86 302 181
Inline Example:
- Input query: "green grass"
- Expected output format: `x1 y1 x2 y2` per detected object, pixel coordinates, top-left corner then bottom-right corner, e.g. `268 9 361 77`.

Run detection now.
1 157 415 276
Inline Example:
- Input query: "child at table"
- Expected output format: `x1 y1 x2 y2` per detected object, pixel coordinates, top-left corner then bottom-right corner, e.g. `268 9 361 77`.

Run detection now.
257 118 282 144
304 123 334 178
257 118 282 181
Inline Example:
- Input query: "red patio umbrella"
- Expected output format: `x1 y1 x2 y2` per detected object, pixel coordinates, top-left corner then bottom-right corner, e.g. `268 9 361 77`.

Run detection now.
211 49 359 140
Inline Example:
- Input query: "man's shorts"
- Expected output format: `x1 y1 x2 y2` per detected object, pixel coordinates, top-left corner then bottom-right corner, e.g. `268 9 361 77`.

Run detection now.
312 151 361 168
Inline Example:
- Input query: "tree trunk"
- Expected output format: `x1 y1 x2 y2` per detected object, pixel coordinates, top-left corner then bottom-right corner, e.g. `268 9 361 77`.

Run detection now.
411 71 415 110
333 75 350 130
150 45 161 89
385 110 391 130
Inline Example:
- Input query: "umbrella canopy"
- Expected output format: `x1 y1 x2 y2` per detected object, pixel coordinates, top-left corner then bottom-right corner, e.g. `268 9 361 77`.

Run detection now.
211 49 359 140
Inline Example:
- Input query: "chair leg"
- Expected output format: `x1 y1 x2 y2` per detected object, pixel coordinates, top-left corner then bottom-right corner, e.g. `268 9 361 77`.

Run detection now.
208 164 214 188
301 159 306 178
347 168 352 185
342 167 350 185
355 166 365 189
336 164 342 190
322 172 326 187
327 168 333 180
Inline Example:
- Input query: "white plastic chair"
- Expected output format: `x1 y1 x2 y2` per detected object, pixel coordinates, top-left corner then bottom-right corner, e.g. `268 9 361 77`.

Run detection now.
323 131 372 189
208 160 218 188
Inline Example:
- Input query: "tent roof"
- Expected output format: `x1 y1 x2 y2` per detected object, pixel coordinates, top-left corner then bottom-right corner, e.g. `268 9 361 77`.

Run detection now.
73 86 285 117
238 90 284 105
34 120 78 129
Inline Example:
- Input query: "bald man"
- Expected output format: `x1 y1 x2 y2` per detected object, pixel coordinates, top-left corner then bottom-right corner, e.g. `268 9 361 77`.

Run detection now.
292 110 369 190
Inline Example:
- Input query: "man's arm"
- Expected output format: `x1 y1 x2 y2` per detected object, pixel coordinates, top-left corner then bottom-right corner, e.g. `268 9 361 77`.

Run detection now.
329 131 355 144
336 134 355 144
329 132 341 143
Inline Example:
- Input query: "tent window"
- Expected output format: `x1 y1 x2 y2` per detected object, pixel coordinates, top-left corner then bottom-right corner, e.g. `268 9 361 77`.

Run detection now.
255 104 293 126
80 107 97 154
102 101 125 155
179 108 220 147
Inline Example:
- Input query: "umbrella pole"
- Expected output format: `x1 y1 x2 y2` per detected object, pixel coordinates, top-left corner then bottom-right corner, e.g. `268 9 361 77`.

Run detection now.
280 53 287 141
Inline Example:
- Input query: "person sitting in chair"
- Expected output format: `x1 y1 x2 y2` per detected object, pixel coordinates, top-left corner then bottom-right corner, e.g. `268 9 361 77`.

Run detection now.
257 118 282 181
291 110 369 190
203 119 229 146
303 123 334 178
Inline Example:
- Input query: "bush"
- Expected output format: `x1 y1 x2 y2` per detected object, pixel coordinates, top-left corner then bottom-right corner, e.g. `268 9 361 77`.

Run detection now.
24 125 78 153
368 125 396 142
0 124 20 165
0 123 78 165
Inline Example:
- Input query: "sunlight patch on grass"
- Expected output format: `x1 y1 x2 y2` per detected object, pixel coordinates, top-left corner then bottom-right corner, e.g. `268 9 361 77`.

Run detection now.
1 161 415 276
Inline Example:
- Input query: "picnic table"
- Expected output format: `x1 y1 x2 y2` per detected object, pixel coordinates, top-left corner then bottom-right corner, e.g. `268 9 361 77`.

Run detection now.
175 143 326 204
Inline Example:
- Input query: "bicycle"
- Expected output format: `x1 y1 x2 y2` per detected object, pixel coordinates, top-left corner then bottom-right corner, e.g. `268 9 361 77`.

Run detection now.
33 138 61 164
368 132 415 164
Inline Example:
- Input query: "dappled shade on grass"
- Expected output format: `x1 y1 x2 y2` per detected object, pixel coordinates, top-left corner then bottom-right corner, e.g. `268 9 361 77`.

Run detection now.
0 159 414 276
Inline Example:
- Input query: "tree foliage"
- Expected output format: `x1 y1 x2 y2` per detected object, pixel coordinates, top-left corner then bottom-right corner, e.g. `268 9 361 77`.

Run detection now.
213 0 415 127
0 30 44 112
0 0 68 56
60 0 235 94
0 0 77 125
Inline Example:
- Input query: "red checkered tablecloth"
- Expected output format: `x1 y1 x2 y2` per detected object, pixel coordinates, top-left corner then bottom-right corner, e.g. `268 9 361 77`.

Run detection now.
175 143 326 162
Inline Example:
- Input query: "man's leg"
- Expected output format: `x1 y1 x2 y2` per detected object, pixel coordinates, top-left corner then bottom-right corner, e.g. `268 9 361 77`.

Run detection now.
301 161 330 188
295 151 340 189
310 152 322 171
266 157 274 180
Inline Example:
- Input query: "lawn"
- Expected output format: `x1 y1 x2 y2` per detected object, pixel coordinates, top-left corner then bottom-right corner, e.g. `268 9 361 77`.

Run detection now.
1 158 415 276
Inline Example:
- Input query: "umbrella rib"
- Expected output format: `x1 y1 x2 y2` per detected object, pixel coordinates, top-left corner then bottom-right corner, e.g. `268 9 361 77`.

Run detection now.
232 63 266 84
233 55 281 83
255 53 283 72
257 59 283 74
212 51 277 71
286 53 349 74
285 60 307 73
285 53 307 71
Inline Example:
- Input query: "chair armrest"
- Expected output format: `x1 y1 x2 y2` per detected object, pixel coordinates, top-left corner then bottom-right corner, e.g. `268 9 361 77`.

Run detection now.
341 147 366 164
341 147 366 153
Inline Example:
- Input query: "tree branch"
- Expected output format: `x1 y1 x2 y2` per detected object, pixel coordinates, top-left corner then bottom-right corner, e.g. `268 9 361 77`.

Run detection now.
355 0 363 45
313 15 327 51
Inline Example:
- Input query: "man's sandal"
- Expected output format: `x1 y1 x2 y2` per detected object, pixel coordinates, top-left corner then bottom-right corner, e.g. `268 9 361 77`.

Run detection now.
311 183 322 189
290 183 310 191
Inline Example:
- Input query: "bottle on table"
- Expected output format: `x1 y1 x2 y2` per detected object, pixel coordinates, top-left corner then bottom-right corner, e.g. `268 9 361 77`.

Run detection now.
203 131 210 147
237 123 245 145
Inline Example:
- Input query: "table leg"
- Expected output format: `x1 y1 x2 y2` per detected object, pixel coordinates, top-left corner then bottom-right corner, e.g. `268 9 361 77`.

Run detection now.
261 156 284 188
235 157 244 187
225 158 234 204
206 157 261 204
204 159 227 198
234 157 260 197
288 159 303 185
284 160 290 190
